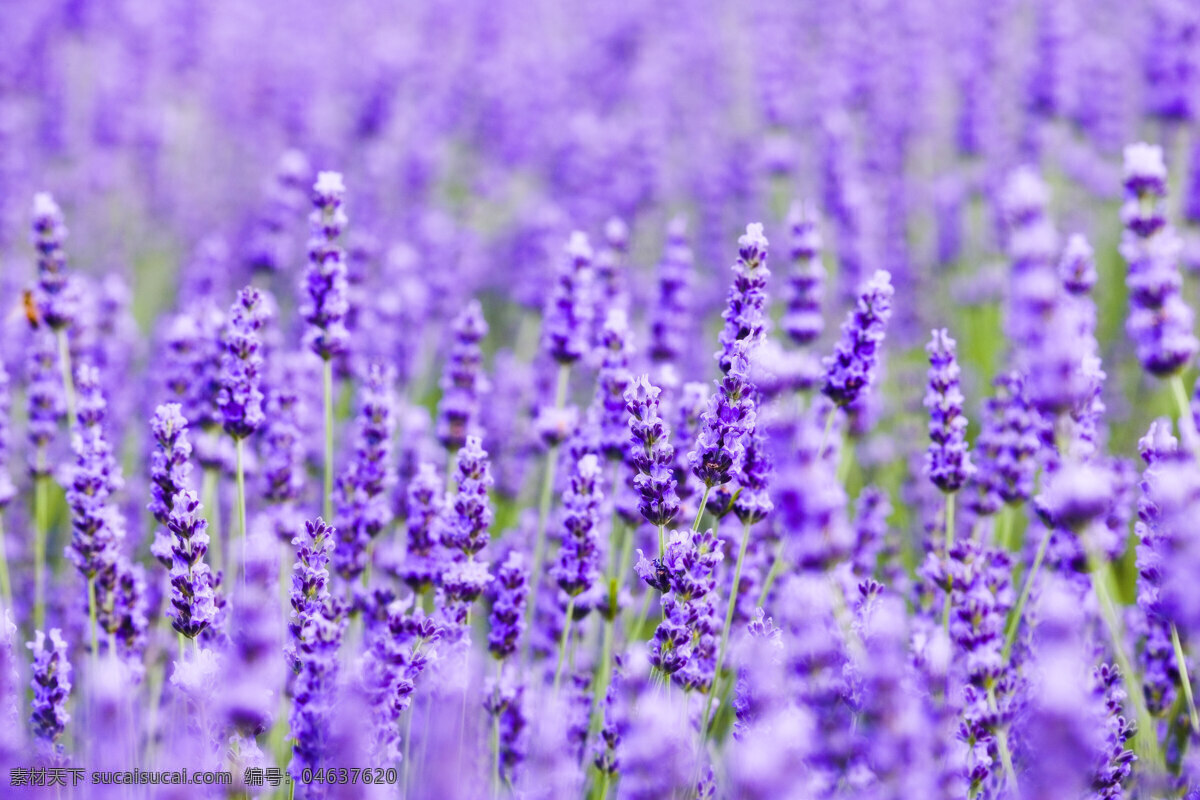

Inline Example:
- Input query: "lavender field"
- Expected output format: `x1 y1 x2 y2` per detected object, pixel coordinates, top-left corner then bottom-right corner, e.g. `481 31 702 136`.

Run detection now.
2 0 1200 798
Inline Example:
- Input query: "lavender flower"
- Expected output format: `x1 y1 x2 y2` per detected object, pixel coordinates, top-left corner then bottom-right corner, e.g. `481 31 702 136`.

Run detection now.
288 518 345 782
488 552 528 660
969 372 1040 515
364 600 442 765
649 217 694 365
542 231 593 365
1120 143 1197 376
217 287 269 440
624 375 679 528
246 149 310 273
593 309 633 460
148 404 193 566
334 363 396 580
65 366 122 579
552 454 604 599
166 489 215 639
690 346 757 490
821 270 894 407
26 330 63 476
717 222 771 374
782 201 825 346
397 463 444 592
302 171 351 361
30 192 78 330
442 435 494 559
437 300 489 452
924 329 974 493
28 629 71 750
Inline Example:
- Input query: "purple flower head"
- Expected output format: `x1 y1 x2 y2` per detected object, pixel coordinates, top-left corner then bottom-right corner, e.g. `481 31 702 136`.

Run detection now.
542 231 594 365
28 629 71 748
1120 143 1198 377
26 330 63 475
441 435 494 559
821 270 894 407
217 287 269 440
1059 234 1097 295
398 463 444 592
334 363 397 580
690 346 757 489
650 216 694 365
553 453 605 598
302 171 350 361
65 365 123 579
287 518 345 781
733 425 773 525
624 375 679 527
488 551 528 661
167 489 215 639
437 299 490 451
30 192 78 330
593 309 633 460
968 372 1039 515
782 201 826 347
1036 460 1115 533
148 403 193 566
594 217 630 321
924 329 975 493
717 222 771 374
261 355 310 509
246 149 311 273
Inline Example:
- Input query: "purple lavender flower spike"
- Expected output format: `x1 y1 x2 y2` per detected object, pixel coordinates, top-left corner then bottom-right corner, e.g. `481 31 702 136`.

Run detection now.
691 346 757 490
437 300 489 452
65 365 123 580
302 171 351 362
246 149 310 274
624 375 679 528
650 217 694 366
26 330 63 476
167 489 216 639
442 435 494 559
217 287 269 440
782 201 825 347
488 552 528 661
28 628 71 752
288 518 345 784
924 329 975 493
0 611 23 759
334 363 397 581
1120 143 1198 377
717 222 771 374
397 463 445 593
553 453 604 599
1060 233 1097 295
148 403 193 567
30 192 78 330
821 270 894 407
364 599 442 766
733 425 773 525
542 231 594 365
969 372 1039 516
594 309 633 461
594 216 629 320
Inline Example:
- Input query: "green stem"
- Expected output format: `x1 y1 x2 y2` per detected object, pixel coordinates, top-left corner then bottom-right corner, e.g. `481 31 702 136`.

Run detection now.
588 604 616 742
235 438 248 587
1002 526 1051 661
56 328 77 430
703 520 752 739
1088 557 1162 767
524 365 570 661
818 408 836 458
941 493 958 632
628 587 655 643
756 538 786 609
34 466 48 631
987 687 1020 795
553 597 577 693
0 514 11 611
995 505 1013 550
323 359 335 521
692 486 712 532
1170 624 1200 733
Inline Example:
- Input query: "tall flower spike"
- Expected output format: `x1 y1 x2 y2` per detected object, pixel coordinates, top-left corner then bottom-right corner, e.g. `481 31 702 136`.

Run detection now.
302 171 350 361
542 231 594 365
1120 143 1197 377
969 372 1039 516
625 375 679 528
148 404 194 567
594 309 633 460
553 454 605 599
690 346 756 490
217 287 269 440
333 363 397 580
30 192 78 330
717 222 771 374
924 329 975 493
488 551 529 661
649 217 694 366
397 463 444 593
65 366 122 579
26 330 63 476
247 149 311 273
782 201 825 347
167 489 216 639
441 435 494 559
437 299 489 452
821 270 894 407
28 629 71 750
